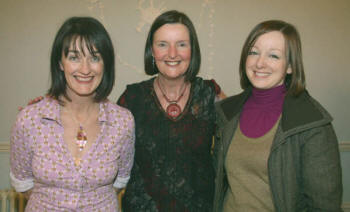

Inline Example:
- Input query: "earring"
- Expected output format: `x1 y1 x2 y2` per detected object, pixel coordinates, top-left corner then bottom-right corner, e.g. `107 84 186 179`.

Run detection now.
152 56 155 70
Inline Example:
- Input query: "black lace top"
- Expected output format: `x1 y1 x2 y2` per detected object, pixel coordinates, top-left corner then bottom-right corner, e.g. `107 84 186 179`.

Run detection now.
118 77 220 212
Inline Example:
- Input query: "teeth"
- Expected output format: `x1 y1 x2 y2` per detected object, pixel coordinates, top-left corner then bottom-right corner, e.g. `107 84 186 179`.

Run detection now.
75 76 93 82
255 72 270 77
165 61 180 66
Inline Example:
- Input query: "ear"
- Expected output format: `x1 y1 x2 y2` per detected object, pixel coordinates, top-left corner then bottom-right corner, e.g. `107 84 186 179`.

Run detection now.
286 64 292 74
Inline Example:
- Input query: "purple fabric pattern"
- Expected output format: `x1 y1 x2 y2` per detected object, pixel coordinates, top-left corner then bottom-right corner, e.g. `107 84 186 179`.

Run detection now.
10 97 135 211
240 85 286 138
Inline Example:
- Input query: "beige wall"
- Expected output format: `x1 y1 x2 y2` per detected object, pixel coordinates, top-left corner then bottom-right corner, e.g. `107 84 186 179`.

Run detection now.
1 0 349 207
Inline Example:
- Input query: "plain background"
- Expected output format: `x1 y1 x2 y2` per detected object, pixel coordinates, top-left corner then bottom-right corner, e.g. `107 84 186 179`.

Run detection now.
0 0 349 209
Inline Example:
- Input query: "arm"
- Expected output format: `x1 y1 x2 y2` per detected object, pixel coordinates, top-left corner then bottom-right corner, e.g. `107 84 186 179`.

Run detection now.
115 87 135 189
113 110 135 189
10 111 34 197
301 124 343 211
117 89 129 108
206 79 226 102
116 86 159 210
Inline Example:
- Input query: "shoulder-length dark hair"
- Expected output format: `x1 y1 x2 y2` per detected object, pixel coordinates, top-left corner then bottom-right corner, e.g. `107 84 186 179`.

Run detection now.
144 10 201 82
239 20 305 96
48 16 115 102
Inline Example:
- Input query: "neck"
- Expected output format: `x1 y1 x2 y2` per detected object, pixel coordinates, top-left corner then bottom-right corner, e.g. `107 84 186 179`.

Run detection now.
157 75 187 100
61 96 98 122
239 84 286 138
251 84 286 105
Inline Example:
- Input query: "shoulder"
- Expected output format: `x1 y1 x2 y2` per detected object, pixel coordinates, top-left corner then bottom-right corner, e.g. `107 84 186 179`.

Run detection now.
118 78 154 106
17 97 58 120
125 78 154 92
13 96 59 131
282 90 333 131
215 89 250 122
101 100 134 125
193 77 221 94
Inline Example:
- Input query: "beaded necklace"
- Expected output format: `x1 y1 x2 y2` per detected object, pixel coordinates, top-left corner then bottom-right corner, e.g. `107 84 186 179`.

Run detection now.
157 78 187 119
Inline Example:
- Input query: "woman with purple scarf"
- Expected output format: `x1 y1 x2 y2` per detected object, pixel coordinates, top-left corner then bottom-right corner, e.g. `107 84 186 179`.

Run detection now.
213 20 343 212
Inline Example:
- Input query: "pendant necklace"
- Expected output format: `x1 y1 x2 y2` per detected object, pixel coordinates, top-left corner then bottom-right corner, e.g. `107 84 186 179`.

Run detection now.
157 78 187 119
76 124 88 151
67 108 88 152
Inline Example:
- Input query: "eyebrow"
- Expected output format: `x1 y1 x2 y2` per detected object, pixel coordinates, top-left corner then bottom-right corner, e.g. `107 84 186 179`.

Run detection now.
177 40 190 43
251 46 283 52
67 50 80 53
269 48 283 52
67 49 101 55
154 39 190 42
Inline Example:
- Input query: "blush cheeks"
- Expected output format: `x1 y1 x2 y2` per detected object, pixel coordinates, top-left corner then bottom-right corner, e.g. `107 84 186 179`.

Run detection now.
245 31 292 90
152 24 191 80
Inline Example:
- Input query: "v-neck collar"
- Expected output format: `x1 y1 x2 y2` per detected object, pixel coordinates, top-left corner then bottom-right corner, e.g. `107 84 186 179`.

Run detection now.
150 77 194 122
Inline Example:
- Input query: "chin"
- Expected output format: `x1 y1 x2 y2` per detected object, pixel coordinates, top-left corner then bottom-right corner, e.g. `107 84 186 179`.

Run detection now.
74 89 97 97
251 83 270 90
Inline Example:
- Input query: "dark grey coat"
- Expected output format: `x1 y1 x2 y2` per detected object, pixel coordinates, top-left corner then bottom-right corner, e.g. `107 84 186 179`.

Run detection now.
213 88 343 212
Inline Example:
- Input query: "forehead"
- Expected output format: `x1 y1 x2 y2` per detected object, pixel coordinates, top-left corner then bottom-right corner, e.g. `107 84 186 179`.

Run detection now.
153 23 190 41
253 31 286 51
63 35 98 55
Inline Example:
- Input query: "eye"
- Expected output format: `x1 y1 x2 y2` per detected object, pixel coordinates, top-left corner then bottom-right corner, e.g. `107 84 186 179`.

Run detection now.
156 42 167 48
269 54 280 59
178 41 189 48
91 55 101 62
68 54 79 61
248 50 258 55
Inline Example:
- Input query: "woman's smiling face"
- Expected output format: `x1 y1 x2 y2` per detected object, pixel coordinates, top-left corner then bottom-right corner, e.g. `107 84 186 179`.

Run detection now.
60 38 104 98
152 23 191 80
245 31 292 90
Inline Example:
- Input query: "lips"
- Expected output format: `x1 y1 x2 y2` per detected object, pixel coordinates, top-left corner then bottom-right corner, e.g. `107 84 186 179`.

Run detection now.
165 61 181 66
254 71 270 77
74 76 94 82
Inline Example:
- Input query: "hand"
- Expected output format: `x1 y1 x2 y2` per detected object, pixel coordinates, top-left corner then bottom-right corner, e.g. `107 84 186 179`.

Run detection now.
115 187 125 195
18 96 44 111
215 90 227 102
115 188 125 212
22 189 32 200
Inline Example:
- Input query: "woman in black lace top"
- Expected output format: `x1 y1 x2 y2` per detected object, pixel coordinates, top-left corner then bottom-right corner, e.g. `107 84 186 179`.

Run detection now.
118 10 225 212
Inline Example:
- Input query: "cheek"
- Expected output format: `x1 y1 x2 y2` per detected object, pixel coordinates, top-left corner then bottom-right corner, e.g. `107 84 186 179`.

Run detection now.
96 64 104 74
245 57 254 68
152 48 164 60
180 49 191 60
276 63 289 75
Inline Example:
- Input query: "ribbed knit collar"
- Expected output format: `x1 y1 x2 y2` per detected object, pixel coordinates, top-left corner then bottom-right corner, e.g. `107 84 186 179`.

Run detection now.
240 84 286 138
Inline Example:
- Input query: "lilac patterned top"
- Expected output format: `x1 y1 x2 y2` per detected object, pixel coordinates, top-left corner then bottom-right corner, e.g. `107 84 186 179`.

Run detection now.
10 97 135 211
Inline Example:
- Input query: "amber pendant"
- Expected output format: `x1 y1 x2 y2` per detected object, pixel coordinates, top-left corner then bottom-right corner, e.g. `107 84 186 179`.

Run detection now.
74 157 81 166
166 103 182 119
76 125 87 151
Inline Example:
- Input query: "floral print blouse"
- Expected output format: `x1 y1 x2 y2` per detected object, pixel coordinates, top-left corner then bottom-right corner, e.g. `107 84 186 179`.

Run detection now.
10 97 135 211
118 77 220 212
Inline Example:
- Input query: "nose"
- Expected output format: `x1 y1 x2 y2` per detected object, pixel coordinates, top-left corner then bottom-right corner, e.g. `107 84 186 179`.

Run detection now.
256 55 265 69
80 59 91 74
168 45 177 59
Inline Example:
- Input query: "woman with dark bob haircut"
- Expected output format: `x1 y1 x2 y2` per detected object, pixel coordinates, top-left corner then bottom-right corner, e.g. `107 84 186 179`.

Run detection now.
10 17 135 211
49 16 115 102
118 10 225 211
213 20 342 211
144 9 201 82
